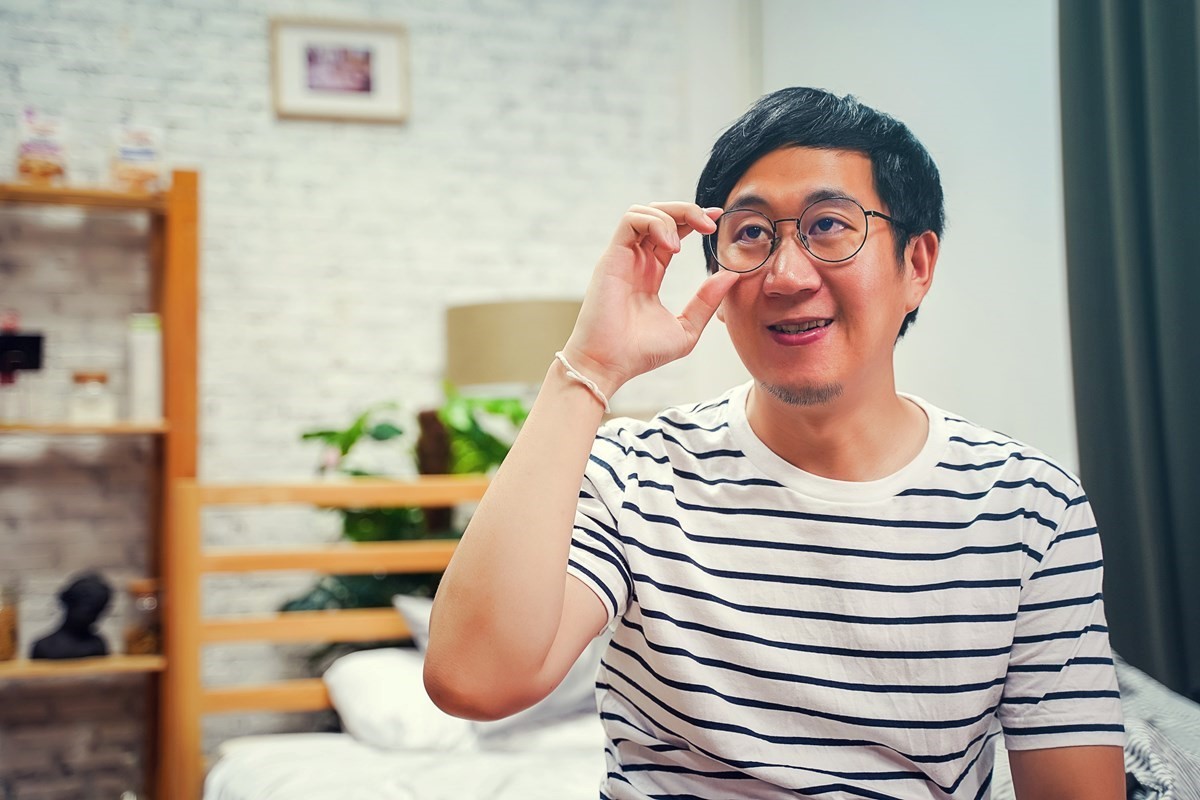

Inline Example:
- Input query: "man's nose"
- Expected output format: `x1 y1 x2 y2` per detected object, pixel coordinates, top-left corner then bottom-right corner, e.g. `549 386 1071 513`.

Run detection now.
763 222 822 295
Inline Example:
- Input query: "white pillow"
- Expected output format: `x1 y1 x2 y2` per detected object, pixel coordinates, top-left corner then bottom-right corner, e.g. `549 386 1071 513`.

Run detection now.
323 646 476 751
391 593 608 740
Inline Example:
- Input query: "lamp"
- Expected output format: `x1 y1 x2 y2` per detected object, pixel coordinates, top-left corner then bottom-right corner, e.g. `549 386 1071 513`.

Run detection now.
444 299 582 395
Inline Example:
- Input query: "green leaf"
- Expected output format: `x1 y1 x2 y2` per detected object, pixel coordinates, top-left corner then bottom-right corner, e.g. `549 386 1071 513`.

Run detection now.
368 422 404 440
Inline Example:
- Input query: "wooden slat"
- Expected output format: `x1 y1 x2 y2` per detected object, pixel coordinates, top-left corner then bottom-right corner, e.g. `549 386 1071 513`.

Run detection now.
192 475 489 508
162 170 199 489
203 678 331 714
202 538 457 574
201 608 409 644
0 181 166 212
0 655 165 679
0 421 167 434
163 480 204 800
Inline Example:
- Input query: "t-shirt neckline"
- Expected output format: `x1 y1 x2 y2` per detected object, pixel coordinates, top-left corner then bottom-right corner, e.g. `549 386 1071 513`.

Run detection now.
725 381 949 505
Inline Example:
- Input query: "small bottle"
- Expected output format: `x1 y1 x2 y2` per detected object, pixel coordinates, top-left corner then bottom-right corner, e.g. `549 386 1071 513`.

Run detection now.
126 313 162 422
0 581 19 662
123 580 160 655
68 370 117 424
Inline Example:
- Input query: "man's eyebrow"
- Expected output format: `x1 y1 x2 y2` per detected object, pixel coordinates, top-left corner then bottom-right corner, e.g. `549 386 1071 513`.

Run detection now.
725 187 855 212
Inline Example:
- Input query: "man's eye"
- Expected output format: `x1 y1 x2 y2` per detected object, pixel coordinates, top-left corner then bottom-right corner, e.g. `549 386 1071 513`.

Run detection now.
807 217 848 236
737 225 769 241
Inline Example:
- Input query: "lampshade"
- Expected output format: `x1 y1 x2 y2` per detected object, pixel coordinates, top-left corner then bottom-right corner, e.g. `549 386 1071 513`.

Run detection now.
444 299 582 389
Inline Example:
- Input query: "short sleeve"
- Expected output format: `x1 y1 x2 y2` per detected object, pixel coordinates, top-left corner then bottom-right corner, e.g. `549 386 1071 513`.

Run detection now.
998 494 1126 750
566 423 634 625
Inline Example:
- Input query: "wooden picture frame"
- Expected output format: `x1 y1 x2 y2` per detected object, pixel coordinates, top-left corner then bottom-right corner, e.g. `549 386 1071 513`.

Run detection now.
270 18 410 123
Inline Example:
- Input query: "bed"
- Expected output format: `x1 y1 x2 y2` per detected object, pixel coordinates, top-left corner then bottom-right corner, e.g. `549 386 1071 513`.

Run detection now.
204 721 606 800
164 479 1200 800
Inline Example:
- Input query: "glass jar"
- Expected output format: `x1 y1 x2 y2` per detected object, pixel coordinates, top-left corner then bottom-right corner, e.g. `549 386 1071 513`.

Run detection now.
68 370 117 424
123 580 160 655
0 581 19 662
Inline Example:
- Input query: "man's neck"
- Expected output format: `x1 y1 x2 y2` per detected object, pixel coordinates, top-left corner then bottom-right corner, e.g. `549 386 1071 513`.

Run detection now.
745 380 929 483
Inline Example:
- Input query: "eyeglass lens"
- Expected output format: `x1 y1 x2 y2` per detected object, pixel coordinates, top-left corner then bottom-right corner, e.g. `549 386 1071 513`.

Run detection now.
710 198 869 272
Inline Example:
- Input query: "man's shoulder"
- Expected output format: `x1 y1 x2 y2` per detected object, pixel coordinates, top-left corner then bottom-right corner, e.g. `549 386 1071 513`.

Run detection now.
921 398 1084 494
599 385 743 444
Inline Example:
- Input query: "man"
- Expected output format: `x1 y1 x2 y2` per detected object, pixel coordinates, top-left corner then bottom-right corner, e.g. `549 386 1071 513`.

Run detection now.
425 87 1125 799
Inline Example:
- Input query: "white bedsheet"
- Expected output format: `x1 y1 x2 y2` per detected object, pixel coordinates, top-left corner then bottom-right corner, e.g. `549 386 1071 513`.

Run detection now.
203 715 606 800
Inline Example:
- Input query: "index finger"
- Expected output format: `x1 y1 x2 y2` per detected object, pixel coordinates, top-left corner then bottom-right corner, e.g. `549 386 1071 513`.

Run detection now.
641 202 723 239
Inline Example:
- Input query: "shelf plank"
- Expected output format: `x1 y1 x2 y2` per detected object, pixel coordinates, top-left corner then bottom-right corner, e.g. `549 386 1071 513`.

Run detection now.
203 678 330 714
0 655 166 679
0 182 166 212
191 475 490 508
0 421 168 434
202 538 458 575
202 608 409 644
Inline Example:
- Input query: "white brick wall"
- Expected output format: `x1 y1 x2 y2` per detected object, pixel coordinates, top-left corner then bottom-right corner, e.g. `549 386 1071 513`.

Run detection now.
1 0 701 795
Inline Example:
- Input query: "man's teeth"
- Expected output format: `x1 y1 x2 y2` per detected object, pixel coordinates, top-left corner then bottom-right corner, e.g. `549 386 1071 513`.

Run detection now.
773 320 831 333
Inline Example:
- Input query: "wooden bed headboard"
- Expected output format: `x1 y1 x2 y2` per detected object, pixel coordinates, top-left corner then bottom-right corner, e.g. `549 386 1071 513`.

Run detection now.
160 476 489 800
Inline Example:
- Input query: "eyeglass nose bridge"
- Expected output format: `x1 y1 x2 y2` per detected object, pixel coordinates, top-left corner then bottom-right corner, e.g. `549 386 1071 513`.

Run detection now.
764 217 810 264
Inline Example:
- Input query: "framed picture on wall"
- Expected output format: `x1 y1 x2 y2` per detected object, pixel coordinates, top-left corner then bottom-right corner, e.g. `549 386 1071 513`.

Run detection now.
270 18 409 123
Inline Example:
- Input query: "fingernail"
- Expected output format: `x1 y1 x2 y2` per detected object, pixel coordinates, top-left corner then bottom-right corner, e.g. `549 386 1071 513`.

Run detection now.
705 207 723 215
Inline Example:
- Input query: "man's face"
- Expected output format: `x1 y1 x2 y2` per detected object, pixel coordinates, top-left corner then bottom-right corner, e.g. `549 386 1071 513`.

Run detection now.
715 146 933 407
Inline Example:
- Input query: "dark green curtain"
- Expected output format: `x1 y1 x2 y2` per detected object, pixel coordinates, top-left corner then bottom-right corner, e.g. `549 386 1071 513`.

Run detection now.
1059 0 1200 700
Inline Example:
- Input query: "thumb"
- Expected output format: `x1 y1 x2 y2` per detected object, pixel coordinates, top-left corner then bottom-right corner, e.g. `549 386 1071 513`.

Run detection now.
678 268 741 338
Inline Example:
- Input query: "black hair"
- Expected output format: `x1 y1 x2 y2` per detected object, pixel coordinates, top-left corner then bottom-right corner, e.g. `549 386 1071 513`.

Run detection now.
695 87 945 339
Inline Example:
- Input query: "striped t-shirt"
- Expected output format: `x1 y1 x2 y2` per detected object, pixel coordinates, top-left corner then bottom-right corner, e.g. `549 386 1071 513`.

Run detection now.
567 383 1124 800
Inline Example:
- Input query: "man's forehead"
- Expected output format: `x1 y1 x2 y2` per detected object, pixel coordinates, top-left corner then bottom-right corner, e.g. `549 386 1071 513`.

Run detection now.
725 146 877 209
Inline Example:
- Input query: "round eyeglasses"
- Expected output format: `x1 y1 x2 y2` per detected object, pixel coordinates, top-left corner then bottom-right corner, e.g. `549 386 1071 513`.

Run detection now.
704 196 908 273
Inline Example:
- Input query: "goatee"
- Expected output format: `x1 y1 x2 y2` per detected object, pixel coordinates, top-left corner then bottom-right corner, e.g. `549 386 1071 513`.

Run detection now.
760 380 843 407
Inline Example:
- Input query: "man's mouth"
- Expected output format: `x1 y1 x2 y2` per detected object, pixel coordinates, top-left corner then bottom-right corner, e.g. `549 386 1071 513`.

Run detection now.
768 319 833 334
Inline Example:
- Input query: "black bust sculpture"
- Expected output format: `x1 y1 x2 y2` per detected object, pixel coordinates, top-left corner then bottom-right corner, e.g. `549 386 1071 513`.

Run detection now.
30 572 112 659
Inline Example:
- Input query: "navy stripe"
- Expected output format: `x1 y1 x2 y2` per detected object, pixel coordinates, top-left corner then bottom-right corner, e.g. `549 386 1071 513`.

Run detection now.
1066 494 1089 508
1018 593 1102 613
626 498 1041 563
607 640 1001 730
950 435 1022 448
671 466 784 488
1048 526 1097 547
638 588 1017 627
1007 655 1114 673
588 453 626 492
1002 689 1121 705
568 558 619 617
626 496 1058 533
1031 559 1102 580
626 609 1010 663
1003 722 1124 736
691 397 729 413
632 608 1009 691
620 534 1021 594
936 452 1080 487
972 768 993 800
599 678 997 765
572 537 633 601
1012 624 1108 645
633 427 744 460
622 763 749 779
577 508 619 539
654 416 729 434
596 434 632 456
898 476 1071 506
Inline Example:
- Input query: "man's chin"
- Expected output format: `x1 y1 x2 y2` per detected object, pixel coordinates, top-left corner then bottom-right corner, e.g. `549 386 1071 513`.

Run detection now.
759 380 843 407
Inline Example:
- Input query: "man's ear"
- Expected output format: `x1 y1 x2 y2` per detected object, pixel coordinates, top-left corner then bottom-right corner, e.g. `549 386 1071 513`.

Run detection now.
904 231 939 312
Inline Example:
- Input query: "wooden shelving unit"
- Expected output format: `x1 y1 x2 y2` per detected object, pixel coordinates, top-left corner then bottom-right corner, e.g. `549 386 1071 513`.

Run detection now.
163 477 489 799
0 181 167 212
0 171 199 799
0 421 169 434
0 655 166 679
